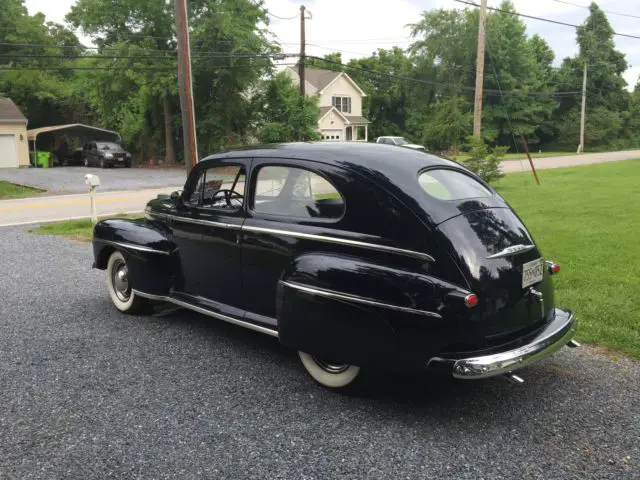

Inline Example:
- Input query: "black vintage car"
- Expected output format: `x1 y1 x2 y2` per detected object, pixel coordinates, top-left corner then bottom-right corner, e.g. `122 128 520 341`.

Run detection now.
92 142 578 390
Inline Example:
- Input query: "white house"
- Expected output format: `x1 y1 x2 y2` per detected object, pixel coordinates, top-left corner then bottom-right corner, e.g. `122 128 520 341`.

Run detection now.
286 67 370 142
0 98 29 168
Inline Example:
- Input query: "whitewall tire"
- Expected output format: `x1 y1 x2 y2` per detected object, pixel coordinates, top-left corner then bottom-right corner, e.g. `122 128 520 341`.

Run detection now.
106 251 149 314
298 351 361 389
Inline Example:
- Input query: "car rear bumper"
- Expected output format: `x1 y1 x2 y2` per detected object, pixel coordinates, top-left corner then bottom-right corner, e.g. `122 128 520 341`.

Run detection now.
427 308 577 379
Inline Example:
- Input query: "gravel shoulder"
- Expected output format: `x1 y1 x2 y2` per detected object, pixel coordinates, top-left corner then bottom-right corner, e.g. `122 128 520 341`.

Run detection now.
0 227 638 479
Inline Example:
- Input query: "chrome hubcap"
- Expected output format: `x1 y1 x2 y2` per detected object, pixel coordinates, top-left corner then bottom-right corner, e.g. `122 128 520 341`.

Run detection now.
312 357 350 374
111 259 130 302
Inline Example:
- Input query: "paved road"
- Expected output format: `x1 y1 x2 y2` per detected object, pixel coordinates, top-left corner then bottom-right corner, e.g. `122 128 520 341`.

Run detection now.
501 149 640 173
0 227 638 479
3 150 640 195
0 166 186 194
0 188 178 227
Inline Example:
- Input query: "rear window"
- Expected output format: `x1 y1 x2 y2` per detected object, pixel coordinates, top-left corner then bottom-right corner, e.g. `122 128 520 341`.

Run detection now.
418 169 492 201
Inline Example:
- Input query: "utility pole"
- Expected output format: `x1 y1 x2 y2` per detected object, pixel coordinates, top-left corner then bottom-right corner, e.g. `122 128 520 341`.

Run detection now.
175 0 198 175
299 5 306 97
578 61 587 153
473 0 488 137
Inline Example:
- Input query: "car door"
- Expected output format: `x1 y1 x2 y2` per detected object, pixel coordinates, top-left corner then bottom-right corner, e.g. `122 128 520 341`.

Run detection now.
90 143 98 165
241 159 347 321
171 158 249 309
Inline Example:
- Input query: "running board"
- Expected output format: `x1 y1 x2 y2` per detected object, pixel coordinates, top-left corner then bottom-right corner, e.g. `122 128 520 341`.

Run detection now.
133 290 279 338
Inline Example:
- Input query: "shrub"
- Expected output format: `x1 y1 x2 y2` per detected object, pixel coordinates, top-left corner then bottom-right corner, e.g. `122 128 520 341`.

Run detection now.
461 136 506 183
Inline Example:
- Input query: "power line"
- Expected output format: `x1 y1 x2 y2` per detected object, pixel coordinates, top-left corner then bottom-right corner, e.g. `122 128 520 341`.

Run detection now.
309 56 580 97
549 0 640 20
453 0 640 41
267 11 298 20
0 52 297 60
0 63 298 72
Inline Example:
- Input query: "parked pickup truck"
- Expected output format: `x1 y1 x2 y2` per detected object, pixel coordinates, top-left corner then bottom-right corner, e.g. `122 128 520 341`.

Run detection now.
374 136 425 151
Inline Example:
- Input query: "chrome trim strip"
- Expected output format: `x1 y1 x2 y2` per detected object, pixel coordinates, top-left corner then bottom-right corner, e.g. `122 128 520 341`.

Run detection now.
429 311 576 379
102 240 171 255
244 225 435 262
486 244 536 259
132 290 279 338
169 214 242 230
280 281 442 318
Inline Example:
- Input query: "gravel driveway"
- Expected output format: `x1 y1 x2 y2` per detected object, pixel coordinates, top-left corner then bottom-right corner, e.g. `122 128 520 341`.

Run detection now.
0 167 186 194
1 228 638 479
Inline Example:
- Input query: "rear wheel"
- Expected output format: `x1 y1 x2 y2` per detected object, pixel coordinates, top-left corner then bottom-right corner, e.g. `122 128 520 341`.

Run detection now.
298 351 362 390
106 251 150 314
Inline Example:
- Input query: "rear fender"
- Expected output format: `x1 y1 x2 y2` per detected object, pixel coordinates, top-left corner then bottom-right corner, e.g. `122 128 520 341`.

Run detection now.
276 253 468 369
92 218 176 295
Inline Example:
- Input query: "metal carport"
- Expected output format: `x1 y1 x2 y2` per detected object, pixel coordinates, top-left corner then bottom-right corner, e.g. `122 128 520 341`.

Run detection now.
27 124 121 166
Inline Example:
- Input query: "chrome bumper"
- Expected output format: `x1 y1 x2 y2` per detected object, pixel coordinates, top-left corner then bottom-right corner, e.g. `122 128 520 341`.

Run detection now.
429 309 577 380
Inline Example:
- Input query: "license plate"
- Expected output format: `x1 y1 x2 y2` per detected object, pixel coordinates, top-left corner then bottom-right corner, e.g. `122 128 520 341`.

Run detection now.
522 258 544 288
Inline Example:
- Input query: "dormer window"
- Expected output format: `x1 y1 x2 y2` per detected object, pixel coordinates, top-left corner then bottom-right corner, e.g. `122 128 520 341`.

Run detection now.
332 96 351 114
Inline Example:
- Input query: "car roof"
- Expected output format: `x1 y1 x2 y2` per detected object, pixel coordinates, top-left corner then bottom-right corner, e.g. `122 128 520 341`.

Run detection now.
200 142 489 226
205 141 457 177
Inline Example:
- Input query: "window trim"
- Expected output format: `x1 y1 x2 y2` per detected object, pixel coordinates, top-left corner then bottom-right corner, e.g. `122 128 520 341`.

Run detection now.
248 162 346 224
182 162 248 214
417 166 494 202
331 95 352 114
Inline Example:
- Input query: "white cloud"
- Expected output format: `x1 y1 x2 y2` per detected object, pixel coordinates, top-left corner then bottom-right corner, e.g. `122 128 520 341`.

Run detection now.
265 0 421 61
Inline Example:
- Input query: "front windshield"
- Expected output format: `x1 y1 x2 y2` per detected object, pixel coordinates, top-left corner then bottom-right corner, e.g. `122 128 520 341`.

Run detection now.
98 142 120 150
394 137 407 146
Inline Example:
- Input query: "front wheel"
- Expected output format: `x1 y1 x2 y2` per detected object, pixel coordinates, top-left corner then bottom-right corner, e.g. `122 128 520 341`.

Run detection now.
298 351 362 390
106 251 151 314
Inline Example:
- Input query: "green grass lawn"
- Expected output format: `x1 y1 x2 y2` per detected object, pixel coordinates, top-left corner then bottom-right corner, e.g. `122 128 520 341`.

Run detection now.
494 159 640 358
31 214 142 241
0 180 43 199
451 151 576 162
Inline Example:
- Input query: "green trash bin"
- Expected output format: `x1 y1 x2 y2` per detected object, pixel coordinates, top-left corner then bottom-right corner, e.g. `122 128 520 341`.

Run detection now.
36 151 50 168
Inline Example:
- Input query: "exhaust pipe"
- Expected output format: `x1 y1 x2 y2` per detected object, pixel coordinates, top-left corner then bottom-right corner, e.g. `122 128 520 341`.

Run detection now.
503 372 525 385
567 339 581 348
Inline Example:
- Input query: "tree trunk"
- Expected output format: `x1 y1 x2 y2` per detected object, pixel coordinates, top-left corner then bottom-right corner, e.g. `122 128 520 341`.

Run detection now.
163 93 176 166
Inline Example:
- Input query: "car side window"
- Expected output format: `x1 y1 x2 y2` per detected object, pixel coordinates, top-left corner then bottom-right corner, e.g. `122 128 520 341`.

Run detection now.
187 165 246 210
253 165 344 219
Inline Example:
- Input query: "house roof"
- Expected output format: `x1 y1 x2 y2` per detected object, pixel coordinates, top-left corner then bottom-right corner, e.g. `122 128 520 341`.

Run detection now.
0 98 27 124
318 106 333 118
318 106 350 125
345 115 370 125
27 124 121 143
305 68 342 91
304 68 367 97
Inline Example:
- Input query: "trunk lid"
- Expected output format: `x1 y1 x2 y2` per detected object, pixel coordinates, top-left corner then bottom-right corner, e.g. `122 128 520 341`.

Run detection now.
437 207 554 341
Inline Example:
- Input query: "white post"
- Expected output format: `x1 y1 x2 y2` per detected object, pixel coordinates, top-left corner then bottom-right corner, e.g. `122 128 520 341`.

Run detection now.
578 61 587 154
364 125 368 141
84 174 100 225
90 187 97 225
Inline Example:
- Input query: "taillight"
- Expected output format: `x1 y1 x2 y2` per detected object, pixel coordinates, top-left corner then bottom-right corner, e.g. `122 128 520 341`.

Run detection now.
464 294 478 308
546 261 560 274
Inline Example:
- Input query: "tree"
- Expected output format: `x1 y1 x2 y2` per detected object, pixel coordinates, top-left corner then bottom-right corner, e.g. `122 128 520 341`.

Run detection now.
552 2 628 149
462 136 505 183
67 0 277 163
254 72 320 143
0 0 82 128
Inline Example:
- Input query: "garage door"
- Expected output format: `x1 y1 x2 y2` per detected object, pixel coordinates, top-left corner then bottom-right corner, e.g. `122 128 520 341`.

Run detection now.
0 134 18 168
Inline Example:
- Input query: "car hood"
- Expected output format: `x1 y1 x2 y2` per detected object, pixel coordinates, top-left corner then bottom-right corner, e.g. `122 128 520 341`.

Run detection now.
401 144 425 150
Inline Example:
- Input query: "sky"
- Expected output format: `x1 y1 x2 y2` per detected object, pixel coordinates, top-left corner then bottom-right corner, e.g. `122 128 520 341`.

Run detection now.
23 0 640 89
